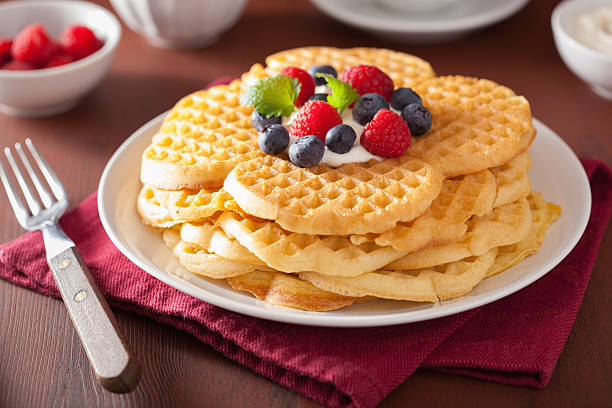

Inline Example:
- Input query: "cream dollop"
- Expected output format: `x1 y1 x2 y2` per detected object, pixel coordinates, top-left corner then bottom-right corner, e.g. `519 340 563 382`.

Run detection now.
283 107 383 167
569 6 612 56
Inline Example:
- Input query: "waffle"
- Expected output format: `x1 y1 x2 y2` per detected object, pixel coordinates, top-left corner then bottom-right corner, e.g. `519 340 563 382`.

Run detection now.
227 271 357 311
137 185 181 228
163 230 268 278
224 155 444 236
407 76 535 178
265 46 435 88
387 198 531 270
145 185 233 223
352 169 497 251
300 248 498 302
140 78 264 190
214 210 405 276
491 152 531 207
486 192 561 277
180 222 265 266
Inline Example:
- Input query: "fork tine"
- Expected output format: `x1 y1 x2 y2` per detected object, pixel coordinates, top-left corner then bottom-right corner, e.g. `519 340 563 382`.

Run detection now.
4 147 42 215
0 159 30 223
25 139 67 202
15 142 55 208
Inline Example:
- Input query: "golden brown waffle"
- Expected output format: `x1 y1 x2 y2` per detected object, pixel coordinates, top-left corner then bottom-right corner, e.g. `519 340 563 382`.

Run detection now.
137 185 181 228
227 271 357 311
163 230 268 278
224 155 444 235
265 46 435 88
215 211 406 276
486 192 561 277
387 198 531 270
491 152 531 207
140 79 265 190
146 185 233 223
407 76 535 178
300 248 498 302
353 169 497 251
179 222 265 266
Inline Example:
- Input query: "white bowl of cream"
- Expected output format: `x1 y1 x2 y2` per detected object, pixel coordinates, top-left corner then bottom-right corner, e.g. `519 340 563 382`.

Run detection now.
552 0 612 100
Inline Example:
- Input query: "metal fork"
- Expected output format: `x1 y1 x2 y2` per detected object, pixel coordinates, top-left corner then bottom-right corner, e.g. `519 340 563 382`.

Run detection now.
0 139 141 393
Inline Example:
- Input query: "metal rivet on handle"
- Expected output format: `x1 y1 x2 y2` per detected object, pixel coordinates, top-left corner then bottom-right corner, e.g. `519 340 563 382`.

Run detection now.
73 289 87 302
58 259 71 269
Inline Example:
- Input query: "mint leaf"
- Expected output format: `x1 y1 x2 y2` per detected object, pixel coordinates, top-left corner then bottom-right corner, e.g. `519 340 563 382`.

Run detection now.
316 73 359 114
240 75 300 117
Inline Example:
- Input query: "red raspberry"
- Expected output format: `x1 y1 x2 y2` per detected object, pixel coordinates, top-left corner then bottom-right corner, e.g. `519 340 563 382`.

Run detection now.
361 109 411 158
289 100 342 142
280 66 315 107
11 24 56 66
0 38 12 65
2 60 35 71
340 65 394 103
44 52 74 68
60 25 103 60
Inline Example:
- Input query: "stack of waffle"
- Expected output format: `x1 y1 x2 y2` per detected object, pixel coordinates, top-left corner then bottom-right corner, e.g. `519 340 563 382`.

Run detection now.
137 47 561 311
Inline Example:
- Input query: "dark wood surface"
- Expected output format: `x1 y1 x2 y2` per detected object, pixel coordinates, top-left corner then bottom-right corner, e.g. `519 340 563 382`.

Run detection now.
1 0 611 407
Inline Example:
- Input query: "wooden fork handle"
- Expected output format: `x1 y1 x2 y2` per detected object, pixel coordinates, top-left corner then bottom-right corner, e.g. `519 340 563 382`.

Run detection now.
48 247 141 393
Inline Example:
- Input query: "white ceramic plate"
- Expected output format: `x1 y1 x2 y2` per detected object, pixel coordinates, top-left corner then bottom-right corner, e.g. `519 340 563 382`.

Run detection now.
309 0 529 43
98 115 590 327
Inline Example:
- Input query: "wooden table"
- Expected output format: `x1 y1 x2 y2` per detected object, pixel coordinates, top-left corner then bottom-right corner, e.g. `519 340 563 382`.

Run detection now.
1 0 610 406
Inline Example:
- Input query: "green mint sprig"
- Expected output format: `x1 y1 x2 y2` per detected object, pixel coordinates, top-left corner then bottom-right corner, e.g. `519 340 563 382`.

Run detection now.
316 73 359 114
240 74 301 118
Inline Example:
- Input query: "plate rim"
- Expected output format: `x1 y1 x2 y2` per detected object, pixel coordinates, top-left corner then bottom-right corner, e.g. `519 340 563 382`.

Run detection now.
309 0 529 33
98 115 591 328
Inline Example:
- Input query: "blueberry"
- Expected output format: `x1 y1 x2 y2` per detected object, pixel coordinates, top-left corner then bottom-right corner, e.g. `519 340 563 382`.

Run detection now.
352 93 389 126
308 65 338 86
308 93 329 102
402 103 432 136
325 124 356 154
251 109 282 132
258 124 289 155
390 88 422 110
288 135 325 167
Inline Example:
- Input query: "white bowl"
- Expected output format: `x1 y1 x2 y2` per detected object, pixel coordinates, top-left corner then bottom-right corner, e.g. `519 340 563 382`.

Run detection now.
374 0 459 13
109 0 248 49
0 0 121 118
552 0 612 100
310 0 529 44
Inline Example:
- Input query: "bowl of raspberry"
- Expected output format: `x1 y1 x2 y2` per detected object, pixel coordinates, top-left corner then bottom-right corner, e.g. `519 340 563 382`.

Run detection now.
0 0 121 117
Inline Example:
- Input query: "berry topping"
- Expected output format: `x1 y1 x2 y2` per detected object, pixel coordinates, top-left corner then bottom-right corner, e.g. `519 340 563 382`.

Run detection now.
361 109 411 158
280 66 315 107
60 25 103 60
251 109 282 132
0 38 12 65
326 124 356 154
352 93 389 126
288 135 325 167
390 87 422 110
308 93 329 102
44 52 74 68
2 60 35 71
402 103 432 136
11 24 56 66
339 65 394 102
258 124 289 155
289 100 342 142
308 64 337 86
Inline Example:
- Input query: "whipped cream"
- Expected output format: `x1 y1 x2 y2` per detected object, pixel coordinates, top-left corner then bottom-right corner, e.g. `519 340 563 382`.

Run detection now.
569 6 612 56
283 107 383 167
